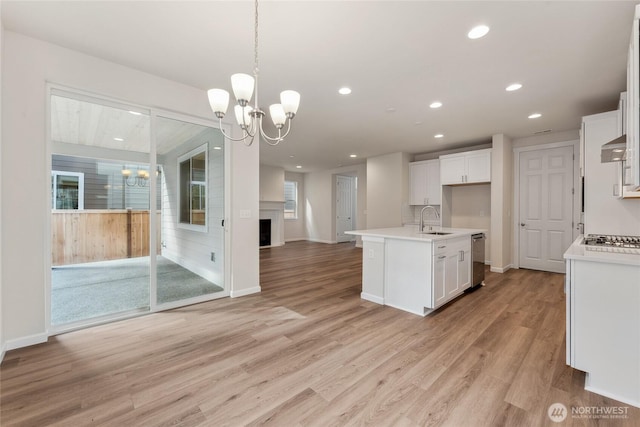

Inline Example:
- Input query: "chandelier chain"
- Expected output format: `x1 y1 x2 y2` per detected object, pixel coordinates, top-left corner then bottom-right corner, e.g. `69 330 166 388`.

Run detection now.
254 0 259 76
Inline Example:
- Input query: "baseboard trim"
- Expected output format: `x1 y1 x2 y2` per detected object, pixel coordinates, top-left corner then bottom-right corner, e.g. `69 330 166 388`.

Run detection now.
361 292 384 305
490 264 513 274
306 238 337 244
259 243 285 249
230 286 261 298
5 332 48 352
584 382 640 409
0 343 5 364
284 238 306 242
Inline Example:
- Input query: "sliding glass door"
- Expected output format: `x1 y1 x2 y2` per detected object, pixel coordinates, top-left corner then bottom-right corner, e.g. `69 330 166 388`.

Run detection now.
155 116 226 307
49 89 226 331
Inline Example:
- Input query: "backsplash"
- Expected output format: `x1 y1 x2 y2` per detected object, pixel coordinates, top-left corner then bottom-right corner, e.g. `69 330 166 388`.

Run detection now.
402 203 441 225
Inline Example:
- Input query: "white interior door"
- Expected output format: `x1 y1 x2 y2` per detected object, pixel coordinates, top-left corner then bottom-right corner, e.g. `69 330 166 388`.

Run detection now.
336 175 355 242
519 146 574 273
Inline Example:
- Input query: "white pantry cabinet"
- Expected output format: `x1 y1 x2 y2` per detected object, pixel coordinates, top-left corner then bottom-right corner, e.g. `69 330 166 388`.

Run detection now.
409 159 441 205
440 148 491 185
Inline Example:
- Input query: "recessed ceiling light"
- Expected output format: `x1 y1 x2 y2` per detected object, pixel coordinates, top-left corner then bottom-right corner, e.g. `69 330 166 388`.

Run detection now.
468 25 490 39
434 134 444 138
506 83 522 92
613 148 624 153
289 155 295 158
296 165 302 169
612 157 621 161
429 101 442 109
339 87 352 95
414 121 423 125
386 107 397 113
528 113 542 119
213 146 222 150
114 137 124 141
129 111 142 116
350 154 357 158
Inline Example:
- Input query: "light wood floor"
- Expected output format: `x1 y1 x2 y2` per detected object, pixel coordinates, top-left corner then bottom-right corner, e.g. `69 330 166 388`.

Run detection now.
1 241 639 426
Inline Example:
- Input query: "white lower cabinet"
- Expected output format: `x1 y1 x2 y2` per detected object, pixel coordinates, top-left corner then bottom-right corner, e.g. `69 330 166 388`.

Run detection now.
565 256 640 407
382 234 472 315
433 236 471 308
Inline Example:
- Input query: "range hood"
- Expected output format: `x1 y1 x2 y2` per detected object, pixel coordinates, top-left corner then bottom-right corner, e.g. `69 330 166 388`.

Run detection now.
601 135 627 163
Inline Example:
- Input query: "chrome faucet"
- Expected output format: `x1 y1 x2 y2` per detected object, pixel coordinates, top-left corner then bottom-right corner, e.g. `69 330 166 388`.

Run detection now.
419 205 440 232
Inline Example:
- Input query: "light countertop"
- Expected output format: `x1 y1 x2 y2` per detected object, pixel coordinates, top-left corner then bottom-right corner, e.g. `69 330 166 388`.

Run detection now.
346 226 485 242
564 236 640 266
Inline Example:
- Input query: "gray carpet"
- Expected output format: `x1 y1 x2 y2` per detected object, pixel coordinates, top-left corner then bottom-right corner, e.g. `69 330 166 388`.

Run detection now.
52 256 223 325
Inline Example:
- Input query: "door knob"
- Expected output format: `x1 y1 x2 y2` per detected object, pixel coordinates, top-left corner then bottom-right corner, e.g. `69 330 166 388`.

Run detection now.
520 223 526 227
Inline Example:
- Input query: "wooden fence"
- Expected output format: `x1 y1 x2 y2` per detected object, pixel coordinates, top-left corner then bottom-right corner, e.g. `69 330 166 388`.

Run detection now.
51 210 161 266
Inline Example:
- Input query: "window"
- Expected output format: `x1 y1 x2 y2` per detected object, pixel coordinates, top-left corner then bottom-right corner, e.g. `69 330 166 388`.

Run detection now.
284 180 298 219
51 171 84 209
178 144 207 229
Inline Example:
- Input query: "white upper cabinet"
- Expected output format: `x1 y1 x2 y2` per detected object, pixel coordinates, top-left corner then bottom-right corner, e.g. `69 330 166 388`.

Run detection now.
440 148 491 185
409 159 441 205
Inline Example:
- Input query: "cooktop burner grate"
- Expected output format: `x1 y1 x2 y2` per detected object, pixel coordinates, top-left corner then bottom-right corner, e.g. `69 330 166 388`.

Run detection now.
583 234 640 254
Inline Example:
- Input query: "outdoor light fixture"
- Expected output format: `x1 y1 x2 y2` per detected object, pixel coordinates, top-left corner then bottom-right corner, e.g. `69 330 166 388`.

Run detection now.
207 0 300 146
122 167 149 187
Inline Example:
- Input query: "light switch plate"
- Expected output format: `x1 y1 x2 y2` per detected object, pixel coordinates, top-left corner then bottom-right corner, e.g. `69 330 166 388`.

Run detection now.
239 209 251 219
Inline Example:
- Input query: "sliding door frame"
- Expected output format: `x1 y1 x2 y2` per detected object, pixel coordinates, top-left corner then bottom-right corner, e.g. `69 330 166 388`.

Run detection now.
45 83 231 336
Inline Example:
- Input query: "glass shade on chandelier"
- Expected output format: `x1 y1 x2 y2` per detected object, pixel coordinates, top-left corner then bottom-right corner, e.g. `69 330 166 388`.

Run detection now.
207 73 300 145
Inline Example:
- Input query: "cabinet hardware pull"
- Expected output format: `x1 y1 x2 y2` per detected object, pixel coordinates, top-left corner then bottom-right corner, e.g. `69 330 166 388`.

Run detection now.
438 255 446 259
438 245 446 249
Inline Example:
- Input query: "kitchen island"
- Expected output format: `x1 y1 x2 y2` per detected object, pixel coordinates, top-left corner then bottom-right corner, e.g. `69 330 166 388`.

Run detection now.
346 226 485 316
564 236 640 407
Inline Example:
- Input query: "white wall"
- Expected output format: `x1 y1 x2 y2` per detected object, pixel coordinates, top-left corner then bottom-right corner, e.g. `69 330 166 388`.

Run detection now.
490 134 513 272
0 13 4 362
512 129 579 149
305 163 366 244
284 171 306 241
450 184 492 263
259 165 285 202
1 31 259 348
366 152 410 229
582 111 640 236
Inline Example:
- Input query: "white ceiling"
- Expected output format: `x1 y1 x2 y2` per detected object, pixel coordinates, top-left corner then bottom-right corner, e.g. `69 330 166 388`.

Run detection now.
3 1 637 172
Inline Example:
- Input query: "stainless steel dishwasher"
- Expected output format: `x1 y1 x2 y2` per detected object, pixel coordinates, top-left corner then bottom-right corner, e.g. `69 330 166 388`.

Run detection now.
469 232 485 291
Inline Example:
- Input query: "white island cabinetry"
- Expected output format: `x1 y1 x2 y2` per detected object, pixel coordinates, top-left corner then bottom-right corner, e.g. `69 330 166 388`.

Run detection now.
433 236 471 307
348 227 479 316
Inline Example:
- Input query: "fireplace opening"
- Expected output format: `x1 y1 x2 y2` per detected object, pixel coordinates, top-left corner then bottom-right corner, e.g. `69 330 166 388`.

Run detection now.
259 219 271 247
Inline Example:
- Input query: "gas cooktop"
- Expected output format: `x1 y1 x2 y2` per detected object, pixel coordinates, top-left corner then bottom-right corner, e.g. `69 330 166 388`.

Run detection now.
583 234 640 254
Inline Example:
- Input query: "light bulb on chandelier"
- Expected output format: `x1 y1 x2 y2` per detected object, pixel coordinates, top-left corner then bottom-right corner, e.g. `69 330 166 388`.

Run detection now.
207 0 300 146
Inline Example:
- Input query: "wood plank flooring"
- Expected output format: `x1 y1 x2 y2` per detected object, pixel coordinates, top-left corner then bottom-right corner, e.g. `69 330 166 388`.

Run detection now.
2 241 639 426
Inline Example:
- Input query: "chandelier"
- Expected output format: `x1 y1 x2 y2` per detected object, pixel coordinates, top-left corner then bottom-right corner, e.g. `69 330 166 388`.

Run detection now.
207 0 300 146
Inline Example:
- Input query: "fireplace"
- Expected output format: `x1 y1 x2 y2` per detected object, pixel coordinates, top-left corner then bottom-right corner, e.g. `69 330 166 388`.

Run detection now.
259 219 271 247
